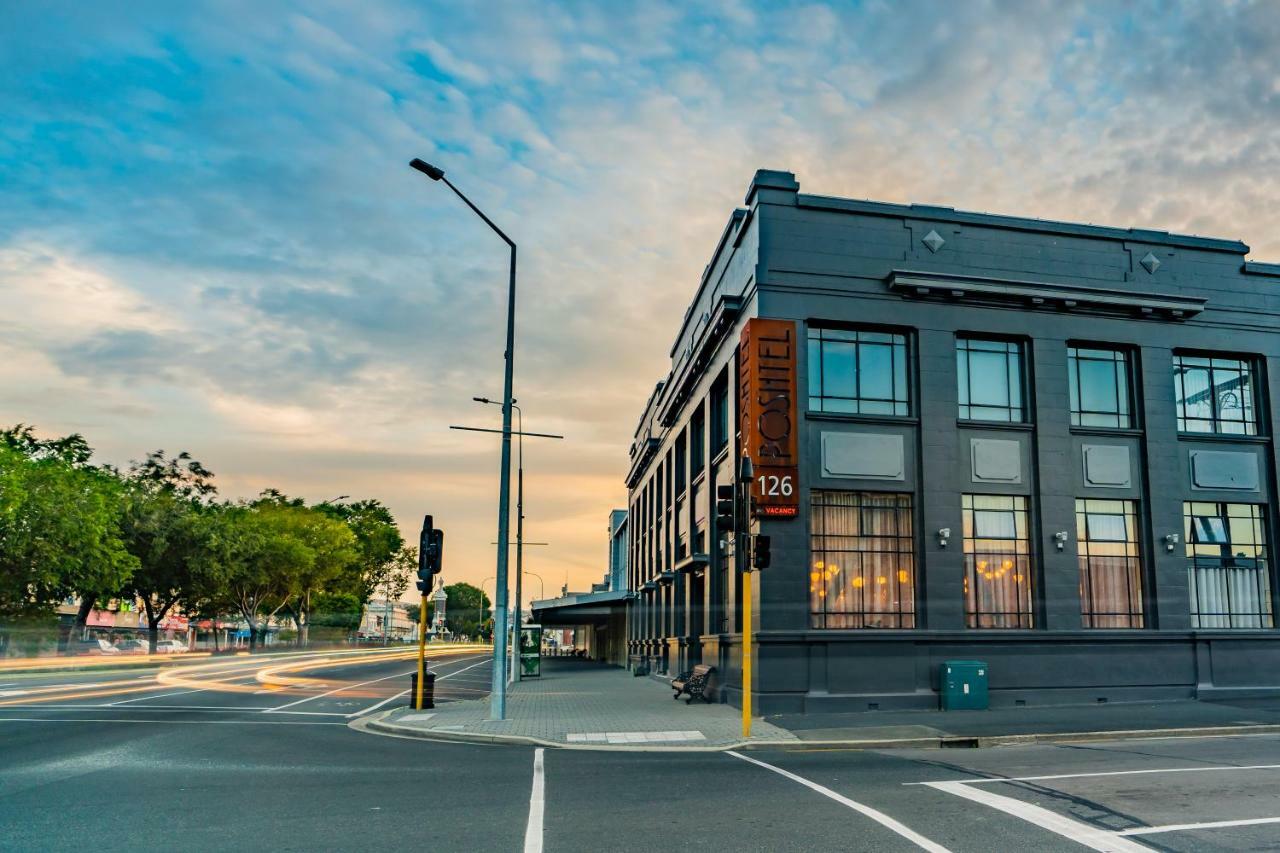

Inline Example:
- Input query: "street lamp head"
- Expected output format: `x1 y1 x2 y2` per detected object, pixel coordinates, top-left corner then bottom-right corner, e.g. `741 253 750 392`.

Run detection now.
410 158 445 181
473 396 492 404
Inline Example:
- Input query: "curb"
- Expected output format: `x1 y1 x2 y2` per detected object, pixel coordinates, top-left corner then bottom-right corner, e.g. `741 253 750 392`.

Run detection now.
351 710 796 752
351 711 1280 753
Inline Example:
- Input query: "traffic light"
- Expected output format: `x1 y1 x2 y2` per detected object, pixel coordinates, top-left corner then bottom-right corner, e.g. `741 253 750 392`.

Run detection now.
752 534 772 570
417 515 444 593
715 484 736 534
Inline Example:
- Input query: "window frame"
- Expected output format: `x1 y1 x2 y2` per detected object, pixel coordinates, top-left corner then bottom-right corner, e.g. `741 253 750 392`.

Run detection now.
1068 345 1135 429
962 493 1034 629
1173 352 1261 436
807 326 912 417
956 337 1028 423
1075 498 1145 629
809 490 916 629
1185 501 1274 629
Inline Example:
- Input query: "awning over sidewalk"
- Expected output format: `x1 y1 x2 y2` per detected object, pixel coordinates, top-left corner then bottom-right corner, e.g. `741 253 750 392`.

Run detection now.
530 589 629 627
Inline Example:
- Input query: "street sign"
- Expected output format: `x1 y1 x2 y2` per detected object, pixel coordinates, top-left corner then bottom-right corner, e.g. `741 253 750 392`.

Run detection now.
738 318 800 518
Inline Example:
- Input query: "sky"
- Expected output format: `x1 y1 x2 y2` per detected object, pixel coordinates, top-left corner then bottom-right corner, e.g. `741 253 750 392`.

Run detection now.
1 0 1278 598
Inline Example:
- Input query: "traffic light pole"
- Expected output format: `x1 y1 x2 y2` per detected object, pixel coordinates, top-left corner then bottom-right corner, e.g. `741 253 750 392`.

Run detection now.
739 456 754 741
415 589 428 709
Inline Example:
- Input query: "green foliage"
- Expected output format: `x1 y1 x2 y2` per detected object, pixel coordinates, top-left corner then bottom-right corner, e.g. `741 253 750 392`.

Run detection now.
0 425 407 654
443 582 490 639
311 591 363 631
316 499 404 600
0 443 137 617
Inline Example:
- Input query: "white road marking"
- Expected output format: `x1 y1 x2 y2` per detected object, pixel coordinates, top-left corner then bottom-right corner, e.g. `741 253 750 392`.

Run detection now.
352 689 409 718
914 763 1280 786
0 690 30 697
524 748 545 853
346 656 491 718
922 781 1147 853
108 689 203 705
1119 816 1280 836
263 669 416 713
728 751 952 853
567 731 704 743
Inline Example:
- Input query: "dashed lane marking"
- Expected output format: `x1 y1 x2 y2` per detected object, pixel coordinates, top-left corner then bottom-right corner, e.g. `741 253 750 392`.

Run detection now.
524 748 545 853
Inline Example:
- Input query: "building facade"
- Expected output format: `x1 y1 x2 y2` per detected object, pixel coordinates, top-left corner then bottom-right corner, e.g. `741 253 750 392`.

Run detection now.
626 169 1280 713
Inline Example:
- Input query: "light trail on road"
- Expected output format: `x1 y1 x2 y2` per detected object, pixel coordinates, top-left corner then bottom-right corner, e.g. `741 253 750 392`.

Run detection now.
0 645 490 707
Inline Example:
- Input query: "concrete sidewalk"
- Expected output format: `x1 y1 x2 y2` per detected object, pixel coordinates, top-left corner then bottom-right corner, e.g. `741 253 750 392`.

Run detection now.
358 658 1280 750
361 658 796 750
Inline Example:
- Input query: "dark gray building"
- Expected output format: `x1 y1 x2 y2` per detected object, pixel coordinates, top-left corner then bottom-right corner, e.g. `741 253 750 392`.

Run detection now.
625 169 1280 714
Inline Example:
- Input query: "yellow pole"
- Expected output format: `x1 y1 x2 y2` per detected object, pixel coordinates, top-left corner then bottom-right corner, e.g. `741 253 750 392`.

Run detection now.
742 569 752 739
415 592 428 709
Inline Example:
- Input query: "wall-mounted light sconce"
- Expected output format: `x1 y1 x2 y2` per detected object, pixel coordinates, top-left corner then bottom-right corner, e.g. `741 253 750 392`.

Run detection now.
1164 533 1180 553
937 528 951 548
1053 531 1069 551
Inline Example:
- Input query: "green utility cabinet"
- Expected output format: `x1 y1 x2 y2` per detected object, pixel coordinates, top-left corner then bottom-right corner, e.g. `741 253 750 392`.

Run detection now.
940 660 989 710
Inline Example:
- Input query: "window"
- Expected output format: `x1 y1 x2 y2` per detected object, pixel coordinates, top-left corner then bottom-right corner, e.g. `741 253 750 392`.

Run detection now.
809 491 915 628
1174 354 1259 435
1076 499 1144 628
690 408 705 477
674 435 687 494
691 479 706 555
962 494 1033 628
807 328 909 415
957 338 1025 422
1185 502 1273 628
712 381 730 452
1068 347 1133 428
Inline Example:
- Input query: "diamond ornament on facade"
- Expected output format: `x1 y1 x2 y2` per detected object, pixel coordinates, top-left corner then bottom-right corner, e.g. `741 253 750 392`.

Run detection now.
1140 252 1161 274
922 229 946 253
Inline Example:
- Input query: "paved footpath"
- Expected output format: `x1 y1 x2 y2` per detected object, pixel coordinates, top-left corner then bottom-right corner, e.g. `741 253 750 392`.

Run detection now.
368 657 1280 752
367 658 797 748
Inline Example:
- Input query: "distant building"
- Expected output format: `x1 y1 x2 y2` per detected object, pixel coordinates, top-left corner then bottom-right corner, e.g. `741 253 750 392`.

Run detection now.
530 510 630 664
608 509 628 592
359 598 414 641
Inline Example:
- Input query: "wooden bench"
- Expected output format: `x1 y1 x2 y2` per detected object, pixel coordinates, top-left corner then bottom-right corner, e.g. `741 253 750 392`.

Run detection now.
671 664 715 704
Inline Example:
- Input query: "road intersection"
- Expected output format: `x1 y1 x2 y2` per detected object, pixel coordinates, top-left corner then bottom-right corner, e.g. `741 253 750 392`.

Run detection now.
4 649 1280 851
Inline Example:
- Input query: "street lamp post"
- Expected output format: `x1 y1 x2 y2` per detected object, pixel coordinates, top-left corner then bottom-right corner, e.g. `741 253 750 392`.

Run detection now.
410 157 517 721
474 397 563 681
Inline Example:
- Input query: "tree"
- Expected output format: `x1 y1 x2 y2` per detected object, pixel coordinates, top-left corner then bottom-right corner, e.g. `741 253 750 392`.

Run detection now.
0 442 136 653
253 496 358 647
1 425 135 650
119 451 217 653
316 500 404 601
310 591 363 641
443 582 490 639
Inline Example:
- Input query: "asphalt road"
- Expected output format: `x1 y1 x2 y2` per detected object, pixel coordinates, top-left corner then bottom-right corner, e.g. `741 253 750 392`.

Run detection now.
4 650 1280 852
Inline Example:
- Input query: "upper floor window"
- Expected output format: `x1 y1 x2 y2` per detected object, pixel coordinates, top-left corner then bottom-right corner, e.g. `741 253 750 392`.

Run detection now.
1068 346 1133 429
712 381 730 452
807 328 909 416
957 338 1025 422
674 435 687 494
1174 354 1259 435
690 407 706 477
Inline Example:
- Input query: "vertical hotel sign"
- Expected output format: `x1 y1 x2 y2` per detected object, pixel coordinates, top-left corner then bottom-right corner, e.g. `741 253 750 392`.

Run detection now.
739 318 799 518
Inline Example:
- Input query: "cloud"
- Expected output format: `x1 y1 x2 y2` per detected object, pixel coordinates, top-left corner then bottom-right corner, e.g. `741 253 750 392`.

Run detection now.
1 0 1278 591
